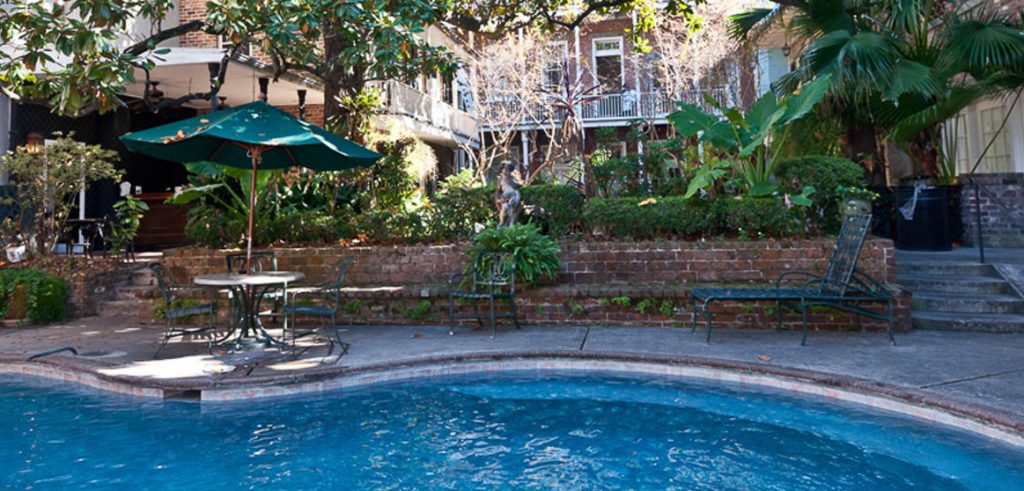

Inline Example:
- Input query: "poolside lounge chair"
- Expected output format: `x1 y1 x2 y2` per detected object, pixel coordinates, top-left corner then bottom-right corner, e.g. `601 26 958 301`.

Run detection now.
690 213 895 346
149 264 222 358
448 252 520 338
282 257 355 358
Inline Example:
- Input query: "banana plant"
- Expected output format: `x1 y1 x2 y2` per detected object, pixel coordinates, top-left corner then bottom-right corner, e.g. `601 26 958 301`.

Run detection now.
668 74 832 196
166 161 275 219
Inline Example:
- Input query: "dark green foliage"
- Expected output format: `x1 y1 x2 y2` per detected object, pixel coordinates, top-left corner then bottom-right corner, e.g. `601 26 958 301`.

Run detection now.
465 224 561 285
0 269 67 324
521 185 584 236
583 196 790 239
775 155 865 232
712 197 792 237
353 209 429 244
430 185 494 240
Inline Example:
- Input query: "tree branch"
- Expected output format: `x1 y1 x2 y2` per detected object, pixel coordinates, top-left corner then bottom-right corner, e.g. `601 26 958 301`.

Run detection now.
125 20 207 56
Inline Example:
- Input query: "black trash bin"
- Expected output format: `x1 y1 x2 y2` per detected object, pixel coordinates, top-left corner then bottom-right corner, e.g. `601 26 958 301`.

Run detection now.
894 184 951 251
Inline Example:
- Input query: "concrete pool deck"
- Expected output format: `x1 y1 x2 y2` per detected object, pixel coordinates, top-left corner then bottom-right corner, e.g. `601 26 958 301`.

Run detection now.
2 316 1023 443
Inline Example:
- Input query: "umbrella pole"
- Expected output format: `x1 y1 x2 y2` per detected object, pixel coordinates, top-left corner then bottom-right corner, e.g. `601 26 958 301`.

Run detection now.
246 147 262 275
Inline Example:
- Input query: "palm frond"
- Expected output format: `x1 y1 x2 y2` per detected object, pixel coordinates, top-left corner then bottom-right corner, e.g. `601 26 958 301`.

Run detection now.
944 17 1024 77
801 30 902 98
883 59 941 100
891 84 992 142
728 8 777 41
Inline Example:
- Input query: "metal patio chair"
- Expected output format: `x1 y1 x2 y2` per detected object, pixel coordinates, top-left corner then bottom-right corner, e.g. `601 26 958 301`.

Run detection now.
224 250 282 326
149 263 222 358
448 252 521 338
282 257 355 358
690 213 895 346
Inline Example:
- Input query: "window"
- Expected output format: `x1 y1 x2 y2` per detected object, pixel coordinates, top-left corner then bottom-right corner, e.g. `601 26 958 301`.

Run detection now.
442 73 454 105
949 114 971 174
592 37 623 93
543 42 568 90
979 105 1013 172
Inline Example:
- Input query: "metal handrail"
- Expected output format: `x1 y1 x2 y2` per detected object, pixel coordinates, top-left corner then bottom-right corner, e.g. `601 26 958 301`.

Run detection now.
27 347 78 361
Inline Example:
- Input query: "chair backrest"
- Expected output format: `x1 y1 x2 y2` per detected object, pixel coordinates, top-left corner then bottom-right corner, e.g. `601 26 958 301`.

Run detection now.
225 251 278 274
473 252 516 288
820 213 873 296
323 257 355 289
147 263 173 306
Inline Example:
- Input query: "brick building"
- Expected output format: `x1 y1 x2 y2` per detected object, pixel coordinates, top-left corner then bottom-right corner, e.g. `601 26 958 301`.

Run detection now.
2 0 478 247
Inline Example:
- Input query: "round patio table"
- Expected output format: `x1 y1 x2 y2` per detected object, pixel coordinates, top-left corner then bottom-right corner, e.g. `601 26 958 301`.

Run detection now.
194 271 304 348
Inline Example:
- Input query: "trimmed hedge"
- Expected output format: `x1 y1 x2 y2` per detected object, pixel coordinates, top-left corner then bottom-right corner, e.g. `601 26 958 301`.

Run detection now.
775 155 865 233
521 184 585 235
582 196 791 240
428 184 584 238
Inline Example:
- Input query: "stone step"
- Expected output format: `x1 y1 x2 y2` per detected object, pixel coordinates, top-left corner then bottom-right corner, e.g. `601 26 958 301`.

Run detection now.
114 285 158 301
130 267 157 287
898 274 1016 295
911 292 1024 315
97 299 145 318
895 262 1000 278
912 312 1024 332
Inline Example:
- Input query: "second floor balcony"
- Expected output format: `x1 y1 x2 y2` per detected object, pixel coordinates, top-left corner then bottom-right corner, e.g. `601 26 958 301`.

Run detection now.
381 80 478 144
481 87 730 130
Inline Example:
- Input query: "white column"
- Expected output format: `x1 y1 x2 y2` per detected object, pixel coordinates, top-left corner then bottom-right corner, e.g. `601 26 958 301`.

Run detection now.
0 94 9 185
521 131 529 168
574 27 581 82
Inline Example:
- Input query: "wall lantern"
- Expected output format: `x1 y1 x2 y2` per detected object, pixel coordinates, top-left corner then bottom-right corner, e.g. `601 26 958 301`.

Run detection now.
25 131 44 154
781 43 791 57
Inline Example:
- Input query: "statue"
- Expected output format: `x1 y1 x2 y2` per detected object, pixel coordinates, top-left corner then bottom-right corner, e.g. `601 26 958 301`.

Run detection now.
496 160 522 227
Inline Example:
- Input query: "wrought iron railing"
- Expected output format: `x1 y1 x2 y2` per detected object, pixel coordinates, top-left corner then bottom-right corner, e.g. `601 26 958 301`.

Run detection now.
382 80 478 139
481 87 731 128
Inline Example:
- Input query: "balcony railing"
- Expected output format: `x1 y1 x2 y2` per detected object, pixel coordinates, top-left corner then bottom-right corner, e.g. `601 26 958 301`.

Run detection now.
481 88 730 129
383 80 478 140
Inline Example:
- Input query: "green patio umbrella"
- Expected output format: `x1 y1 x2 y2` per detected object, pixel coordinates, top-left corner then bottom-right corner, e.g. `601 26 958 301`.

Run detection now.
120 101 381 270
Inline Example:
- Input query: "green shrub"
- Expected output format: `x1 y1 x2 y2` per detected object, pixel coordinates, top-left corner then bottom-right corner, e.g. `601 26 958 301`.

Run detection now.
0 269 67 324
775 155 865 232
582 197 714 240
465 223 561 286
429 185 494 239
354 209 429 244
521 184 584 236
582 196 790 239
712 197 791 238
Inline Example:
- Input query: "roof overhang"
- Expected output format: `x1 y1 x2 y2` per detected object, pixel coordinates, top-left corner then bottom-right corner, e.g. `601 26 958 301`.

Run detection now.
122 47 325 108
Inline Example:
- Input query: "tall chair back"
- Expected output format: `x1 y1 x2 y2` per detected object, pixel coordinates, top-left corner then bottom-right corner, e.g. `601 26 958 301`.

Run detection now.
226 251 278 274
820 213 873 296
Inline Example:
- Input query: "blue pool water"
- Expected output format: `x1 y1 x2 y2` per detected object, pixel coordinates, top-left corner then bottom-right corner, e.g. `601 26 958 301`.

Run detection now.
2 372 1024 490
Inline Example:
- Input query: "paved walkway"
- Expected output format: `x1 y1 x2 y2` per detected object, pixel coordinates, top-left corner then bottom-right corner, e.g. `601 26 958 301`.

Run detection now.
1 317 1023 432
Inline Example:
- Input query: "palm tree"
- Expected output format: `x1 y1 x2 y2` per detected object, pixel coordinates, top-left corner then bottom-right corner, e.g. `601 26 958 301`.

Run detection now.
732 0 1024 183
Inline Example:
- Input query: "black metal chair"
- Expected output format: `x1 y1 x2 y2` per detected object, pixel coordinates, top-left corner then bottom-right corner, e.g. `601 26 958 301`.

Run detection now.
448 252 520 338
225 251 278 274
690 213 895 346
148 263 222 358
224 250 281 326
282 257 355 358
59 218 105 257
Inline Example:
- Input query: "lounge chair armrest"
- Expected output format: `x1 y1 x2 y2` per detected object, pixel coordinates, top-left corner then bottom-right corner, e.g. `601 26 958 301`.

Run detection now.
799 277 856 295
850 268 894 298
775 271 823 289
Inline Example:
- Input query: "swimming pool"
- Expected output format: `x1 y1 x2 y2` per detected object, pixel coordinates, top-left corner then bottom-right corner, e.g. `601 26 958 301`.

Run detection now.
3 372 1023 489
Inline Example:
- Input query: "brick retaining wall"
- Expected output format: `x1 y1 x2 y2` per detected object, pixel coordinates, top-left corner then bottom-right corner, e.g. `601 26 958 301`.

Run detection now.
962 173 1024 247
159 238 908 331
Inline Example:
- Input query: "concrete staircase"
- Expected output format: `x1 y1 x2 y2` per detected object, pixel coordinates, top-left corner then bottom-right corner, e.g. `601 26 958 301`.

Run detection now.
96 265 158 319
897 261 1024 332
